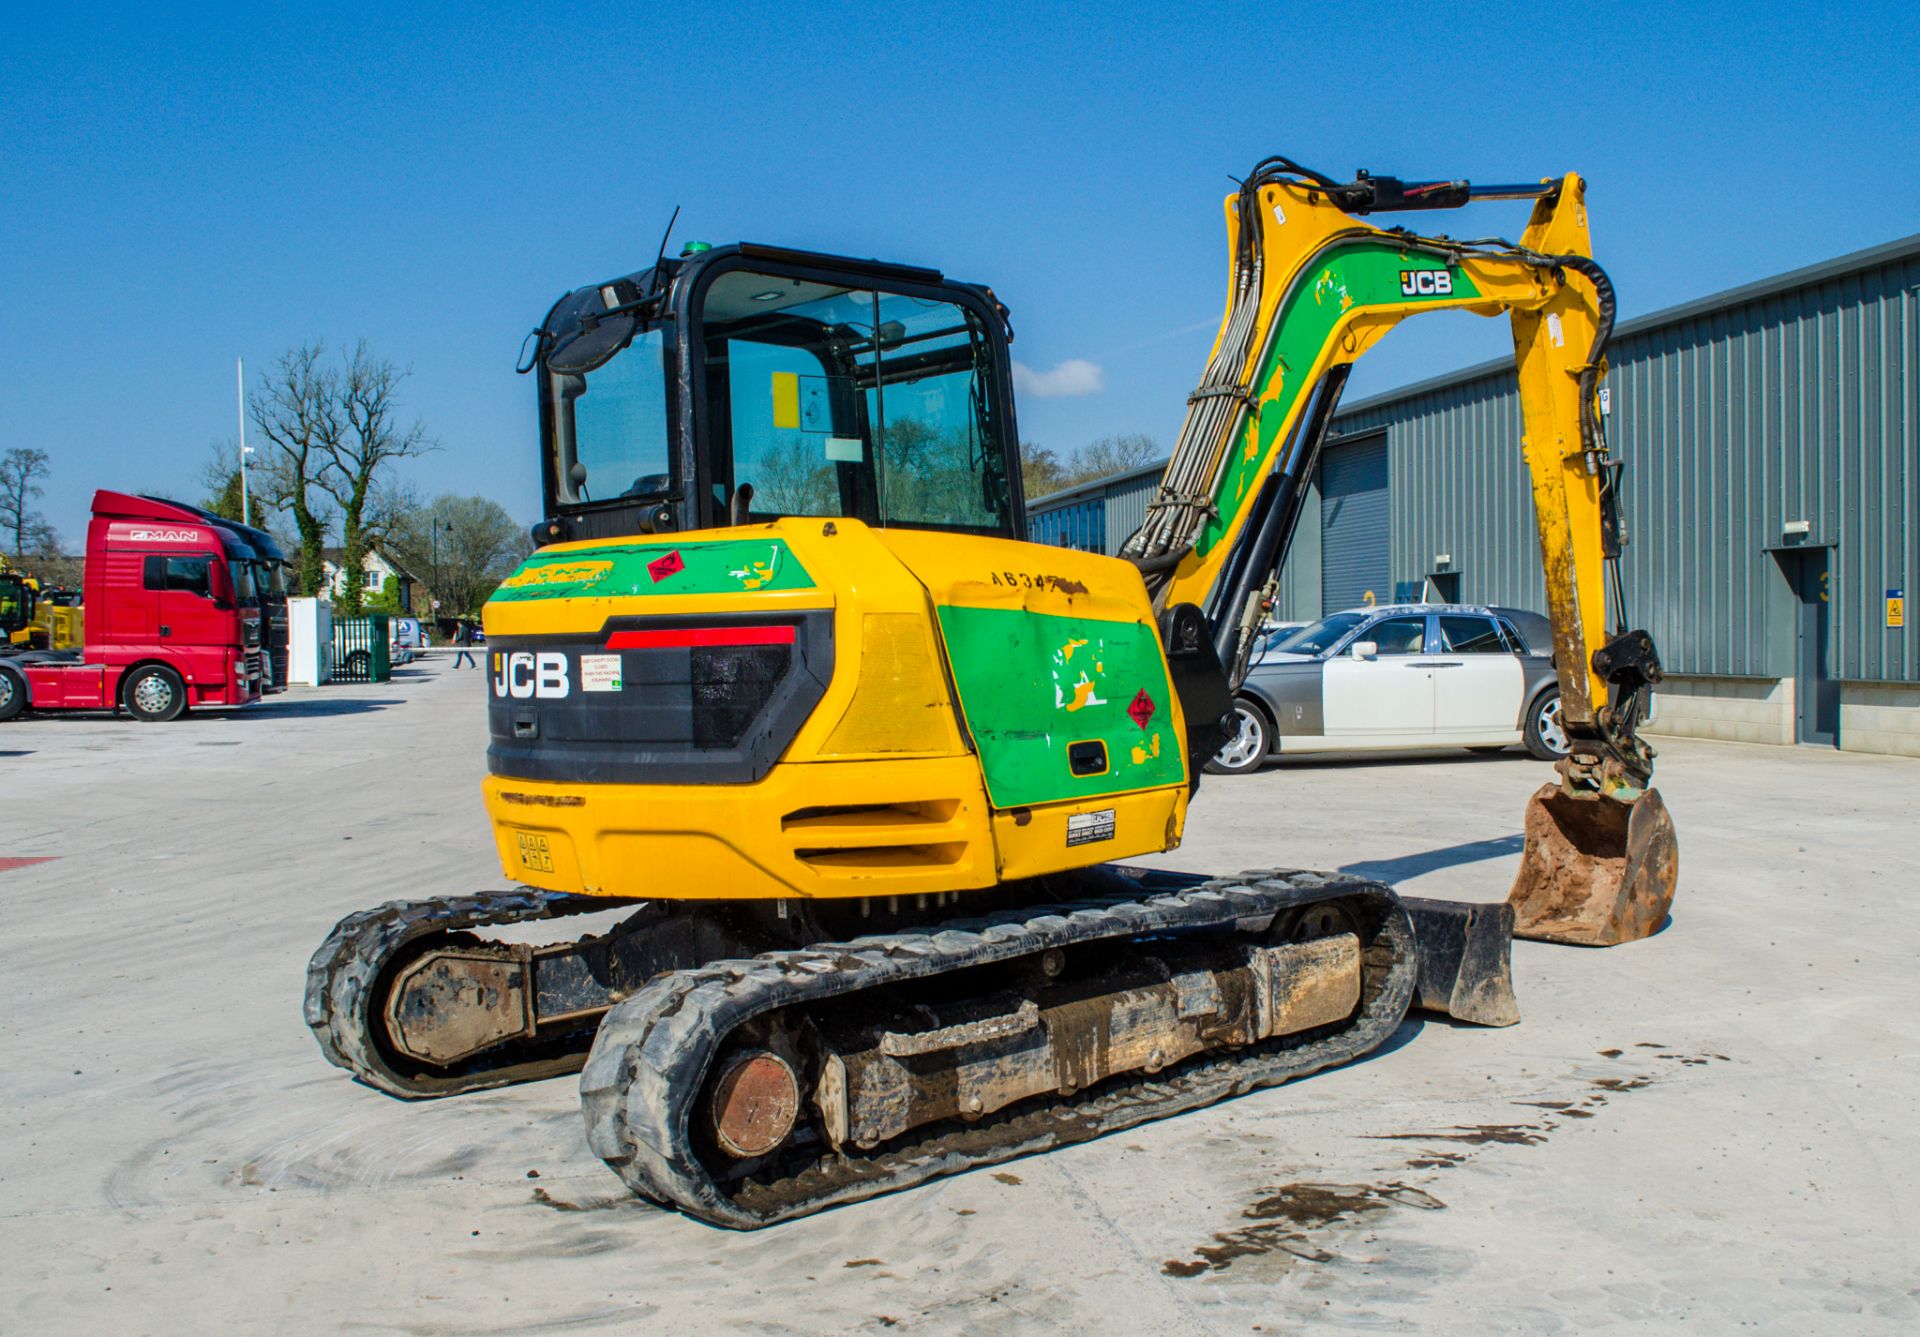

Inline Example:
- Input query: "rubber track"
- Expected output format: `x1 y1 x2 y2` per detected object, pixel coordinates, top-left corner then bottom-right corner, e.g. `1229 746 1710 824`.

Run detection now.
304 889 638 1098
580 869 1416 1229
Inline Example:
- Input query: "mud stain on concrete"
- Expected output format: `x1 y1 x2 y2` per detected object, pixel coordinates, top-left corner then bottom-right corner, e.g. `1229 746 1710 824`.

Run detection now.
1371 1124 1549 1147
1164 1049 1725 1282
528 1186 635 1213
1162 1182 1444 1277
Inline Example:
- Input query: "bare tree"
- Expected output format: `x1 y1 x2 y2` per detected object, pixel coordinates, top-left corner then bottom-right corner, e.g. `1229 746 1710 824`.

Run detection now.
199 441 260 528
361 478 424 551
1065 433 1160 486
0 448 56 558
318 343 434 615
386 493 529 617
1021 441 1069 500
249 345 339 595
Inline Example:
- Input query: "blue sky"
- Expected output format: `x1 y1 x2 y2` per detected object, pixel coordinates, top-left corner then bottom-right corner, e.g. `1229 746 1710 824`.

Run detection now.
5 1 1916 547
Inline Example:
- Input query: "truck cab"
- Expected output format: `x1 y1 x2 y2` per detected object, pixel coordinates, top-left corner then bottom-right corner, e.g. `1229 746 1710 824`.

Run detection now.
143 498 292 692
0 491 263 722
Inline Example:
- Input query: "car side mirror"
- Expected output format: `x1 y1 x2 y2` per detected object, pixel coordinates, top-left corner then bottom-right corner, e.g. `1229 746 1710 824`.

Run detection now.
1350 641 1378 661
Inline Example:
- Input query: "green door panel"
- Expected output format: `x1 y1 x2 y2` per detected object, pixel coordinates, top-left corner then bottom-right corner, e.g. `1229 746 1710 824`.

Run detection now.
936 603 1185 809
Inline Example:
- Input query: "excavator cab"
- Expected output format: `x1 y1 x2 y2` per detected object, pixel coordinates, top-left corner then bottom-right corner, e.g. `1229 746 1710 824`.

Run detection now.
0 571 32 645
532 245 1022 548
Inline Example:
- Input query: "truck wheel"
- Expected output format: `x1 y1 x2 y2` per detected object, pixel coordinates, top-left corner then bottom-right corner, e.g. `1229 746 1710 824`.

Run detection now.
344 649 372 679
124 665 188 722
1523 687 1568 761
0 667 25 722
1205 699 1271 775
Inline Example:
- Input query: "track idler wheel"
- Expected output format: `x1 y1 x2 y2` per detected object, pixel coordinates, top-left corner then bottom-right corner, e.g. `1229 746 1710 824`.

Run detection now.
708 1050 803 1159
1507 784 1678 946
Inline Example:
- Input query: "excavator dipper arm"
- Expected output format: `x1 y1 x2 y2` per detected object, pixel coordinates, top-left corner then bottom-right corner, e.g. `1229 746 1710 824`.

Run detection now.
1122 157 1678 946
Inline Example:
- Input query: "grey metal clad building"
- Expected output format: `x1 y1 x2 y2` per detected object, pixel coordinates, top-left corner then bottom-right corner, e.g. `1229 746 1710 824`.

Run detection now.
1027 233 1920 756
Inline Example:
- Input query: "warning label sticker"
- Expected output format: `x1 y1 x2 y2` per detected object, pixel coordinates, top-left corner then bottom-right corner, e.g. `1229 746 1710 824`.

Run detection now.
1066 808 1116 847
580 653 623 692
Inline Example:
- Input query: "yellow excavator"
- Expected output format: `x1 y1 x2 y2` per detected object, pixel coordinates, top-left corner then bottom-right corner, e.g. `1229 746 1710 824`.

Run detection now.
307 154 1678 1228
0 556 82 652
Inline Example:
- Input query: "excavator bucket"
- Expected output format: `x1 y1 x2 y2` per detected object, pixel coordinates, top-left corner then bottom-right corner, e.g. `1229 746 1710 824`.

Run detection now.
1508 784 1678 946
1402 897 1521 1027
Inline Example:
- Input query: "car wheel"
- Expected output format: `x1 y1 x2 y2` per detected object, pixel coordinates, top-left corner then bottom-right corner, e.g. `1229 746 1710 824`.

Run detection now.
1524 687 1568 761
123 664 188 722
344 649 372 679
1205 699 1271 775
0 667 25 721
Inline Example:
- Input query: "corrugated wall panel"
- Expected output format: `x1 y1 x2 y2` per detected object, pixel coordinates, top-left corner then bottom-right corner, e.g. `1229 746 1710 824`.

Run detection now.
1326 243 1920 684
1024 241 1917 680
1104 475 1153 556
1319 434 1391 610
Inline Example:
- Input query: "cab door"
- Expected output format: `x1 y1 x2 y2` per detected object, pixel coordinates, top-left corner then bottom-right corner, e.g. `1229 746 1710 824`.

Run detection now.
144 553 217 646
98 550 159 647
1430 613 1525 737
1322 614 1436 741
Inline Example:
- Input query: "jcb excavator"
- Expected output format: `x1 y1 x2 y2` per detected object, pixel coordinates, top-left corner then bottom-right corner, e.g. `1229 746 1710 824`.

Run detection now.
0 556 82 653
307 154 1679 1228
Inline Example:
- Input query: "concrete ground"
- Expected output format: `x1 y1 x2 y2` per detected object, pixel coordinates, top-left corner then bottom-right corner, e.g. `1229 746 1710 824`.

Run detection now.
3 656 1916 1335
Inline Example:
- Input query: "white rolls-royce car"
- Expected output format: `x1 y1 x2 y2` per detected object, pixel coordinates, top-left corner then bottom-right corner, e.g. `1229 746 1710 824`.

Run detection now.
1209 604 1568 774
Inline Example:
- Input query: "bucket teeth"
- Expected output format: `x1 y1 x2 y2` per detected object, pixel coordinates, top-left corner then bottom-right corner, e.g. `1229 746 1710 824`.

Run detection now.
1508 784 1679 947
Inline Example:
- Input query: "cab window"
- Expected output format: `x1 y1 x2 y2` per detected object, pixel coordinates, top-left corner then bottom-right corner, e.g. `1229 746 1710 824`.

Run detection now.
1438 615 1508 654
143 556 212 597
1365 616 1429 655
698 269 1013 534
552 325 673 506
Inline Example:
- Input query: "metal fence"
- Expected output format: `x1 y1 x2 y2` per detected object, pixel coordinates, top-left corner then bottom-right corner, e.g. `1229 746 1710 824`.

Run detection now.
331 614 392 683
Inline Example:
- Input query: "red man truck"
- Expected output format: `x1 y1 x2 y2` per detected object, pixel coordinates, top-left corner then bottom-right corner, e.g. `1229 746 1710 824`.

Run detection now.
0 491 264 722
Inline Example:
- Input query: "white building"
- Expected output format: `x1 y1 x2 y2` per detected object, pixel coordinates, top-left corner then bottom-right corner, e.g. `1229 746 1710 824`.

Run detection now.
320 548 416 610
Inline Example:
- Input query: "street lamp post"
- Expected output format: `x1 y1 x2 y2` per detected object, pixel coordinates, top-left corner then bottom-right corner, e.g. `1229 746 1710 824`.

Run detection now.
430 517 452 631
236 357 255 524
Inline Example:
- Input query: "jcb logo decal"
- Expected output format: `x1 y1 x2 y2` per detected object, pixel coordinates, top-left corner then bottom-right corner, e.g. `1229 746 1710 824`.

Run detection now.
1399 269 1453 297
492 651 570 699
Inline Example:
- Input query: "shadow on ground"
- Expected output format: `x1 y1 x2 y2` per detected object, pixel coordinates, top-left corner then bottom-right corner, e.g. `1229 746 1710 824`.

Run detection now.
1339 835 1525 885
241 696 409 719
1258 749 1546 773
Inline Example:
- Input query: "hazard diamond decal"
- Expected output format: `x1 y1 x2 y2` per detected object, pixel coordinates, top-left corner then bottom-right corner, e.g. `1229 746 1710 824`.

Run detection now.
646 550 685 583
1127 689 1156 730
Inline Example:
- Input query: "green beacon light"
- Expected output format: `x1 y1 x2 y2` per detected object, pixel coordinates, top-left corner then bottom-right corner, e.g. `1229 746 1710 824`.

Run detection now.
679 241 712 257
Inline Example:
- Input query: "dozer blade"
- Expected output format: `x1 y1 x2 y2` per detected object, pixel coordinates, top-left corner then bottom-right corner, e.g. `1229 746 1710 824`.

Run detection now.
1508 784 1678 947
1401 897 1520 1027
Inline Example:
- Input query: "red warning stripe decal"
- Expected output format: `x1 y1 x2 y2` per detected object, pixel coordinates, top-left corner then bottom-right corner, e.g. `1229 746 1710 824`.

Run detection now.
605 625 796 650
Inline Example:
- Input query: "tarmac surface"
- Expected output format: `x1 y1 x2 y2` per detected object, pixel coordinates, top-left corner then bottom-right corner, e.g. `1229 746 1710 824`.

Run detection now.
3 656 1916 1334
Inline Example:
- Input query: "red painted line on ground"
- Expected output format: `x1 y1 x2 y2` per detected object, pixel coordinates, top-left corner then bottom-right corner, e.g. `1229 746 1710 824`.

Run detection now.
0 857 57 873
606 625 796 650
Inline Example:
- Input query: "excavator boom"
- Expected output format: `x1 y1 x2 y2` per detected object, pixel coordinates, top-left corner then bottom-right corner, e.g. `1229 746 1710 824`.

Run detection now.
1121 157 1678 946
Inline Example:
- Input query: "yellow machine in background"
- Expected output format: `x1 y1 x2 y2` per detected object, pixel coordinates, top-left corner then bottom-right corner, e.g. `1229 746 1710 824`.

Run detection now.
309 153 1679 1228
0 556 82 652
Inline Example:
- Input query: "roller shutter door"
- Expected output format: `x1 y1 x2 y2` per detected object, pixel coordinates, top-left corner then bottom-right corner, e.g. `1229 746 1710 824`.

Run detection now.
1319 432 1390 612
